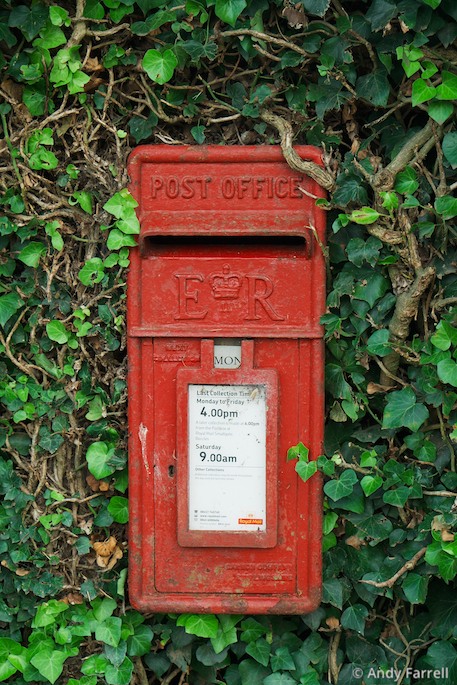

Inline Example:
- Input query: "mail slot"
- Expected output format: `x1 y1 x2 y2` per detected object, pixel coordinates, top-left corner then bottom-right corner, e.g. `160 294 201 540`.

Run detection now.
127 146 325 614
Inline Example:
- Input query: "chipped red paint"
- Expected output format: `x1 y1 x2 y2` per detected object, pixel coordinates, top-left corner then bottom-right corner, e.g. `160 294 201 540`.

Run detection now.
127 146 325 614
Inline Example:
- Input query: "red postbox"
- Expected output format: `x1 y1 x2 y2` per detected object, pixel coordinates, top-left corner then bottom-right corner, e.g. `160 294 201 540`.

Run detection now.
127 146 325 614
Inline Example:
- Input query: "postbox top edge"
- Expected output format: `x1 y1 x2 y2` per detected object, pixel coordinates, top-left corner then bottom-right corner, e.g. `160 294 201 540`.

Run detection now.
128 144 323 168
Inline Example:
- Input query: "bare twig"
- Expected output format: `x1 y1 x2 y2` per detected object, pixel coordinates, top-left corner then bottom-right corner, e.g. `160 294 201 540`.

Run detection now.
361 547 427 588
260 111 335 190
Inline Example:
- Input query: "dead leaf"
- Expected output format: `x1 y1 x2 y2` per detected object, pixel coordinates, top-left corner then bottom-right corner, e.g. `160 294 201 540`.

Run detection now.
281 3 308 30
346 535 366 549
61 592 84 605
92 536 123 569
86 473 100 491
367 381 392 394
441 530 455 542
84 76 106 93
432 516 446 531
84 57 103 73
1 560 30 576
1 78 23 102
326 616 340 630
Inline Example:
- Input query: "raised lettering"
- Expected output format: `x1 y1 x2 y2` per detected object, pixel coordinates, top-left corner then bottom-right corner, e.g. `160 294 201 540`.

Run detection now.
151 177 163 198
180 177 195 199
174 274 208 320
275 177 289 198
244 275 285 321
221 177 236 199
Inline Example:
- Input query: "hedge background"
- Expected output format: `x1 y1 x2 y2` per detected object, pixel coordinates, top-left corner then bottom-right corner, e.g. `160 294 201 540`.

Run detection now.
0 0 456 684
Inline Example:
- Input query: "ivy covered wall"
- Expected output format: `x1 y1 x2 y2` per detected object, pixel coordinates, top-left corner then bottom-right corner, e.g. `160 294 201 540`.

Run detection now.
0 0 456 683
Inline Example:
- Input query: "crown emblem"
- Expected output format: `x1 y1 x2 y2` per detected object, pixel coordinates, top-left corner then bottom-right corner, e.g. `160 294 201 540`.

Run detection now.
210 264 242 300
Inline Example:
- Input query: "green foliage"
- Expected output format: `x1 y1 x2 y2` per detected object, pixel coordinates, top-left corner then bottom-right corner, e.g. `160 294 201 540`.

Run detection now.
0 0 456 682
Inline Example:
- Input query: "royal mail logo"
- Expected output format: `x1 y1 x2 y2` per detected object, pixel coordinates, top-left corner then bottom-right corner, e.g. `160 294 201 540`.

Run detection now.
174 265 286 322
210 265 242 300
238 518 264 525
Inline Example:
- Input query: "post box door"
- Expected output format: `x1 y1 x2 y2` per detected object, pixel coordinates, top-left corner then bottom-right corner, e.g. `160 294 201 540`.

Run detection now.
127 146 325 614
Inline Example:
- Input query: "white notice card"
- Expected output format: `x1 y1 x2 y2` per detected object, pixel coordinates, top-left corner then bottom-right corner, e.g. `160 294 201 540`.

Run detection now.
188 384 266 531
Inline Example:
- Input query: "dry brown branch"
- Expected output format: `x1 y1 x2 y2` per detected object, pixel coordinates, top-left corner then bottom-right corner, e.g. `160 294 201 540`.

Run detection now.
361 547 427 588
67 0 88 48
380 266 435 385
260 111 335 190
220 28 310 57
374 120 442 191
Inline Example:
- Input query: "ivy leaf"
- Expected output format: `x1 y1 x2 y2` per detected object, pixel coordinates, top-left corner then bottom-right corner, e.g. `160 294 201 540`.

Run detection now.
356 70 390 106
324 470 358 501
23 81 47 116
423 641 457 680
431 321 457 351
353 272 389 307
18 241 47 267
95 617 122 648
360 475 383 496
127 625 153 657
0 292 24 328
181 40 218 63
308 79 351 118
346 236 382 267
239 660 270 685
349 207 381 225
366 329 393 356
195 643 228 666
240 618 267 642
383 387 429 431
428 101 454 125
436 71 457 100
245 638 271 667
143 49 178 84
395 166 419 194
411 79 436 106
263 674 296 685
437 358 457 387
107 496 129 523
70 191 93 214
128 113 158 143
79 258 105 286
191 125 206 144
176 614 219 638
333 175 368 206
103 189 138 219
107 229 137 250
105 657 134 685
270 647 295 671
0 24 17 48
92 598 117 622
295 460 318 483
301 0 331 17
435 196 457 220
383 486 411 507
30 649 67 684
86 442 115 480
215 0 247 26
341 604 368 634
326 363 352 401
442 131 457 168
46 320 70 344
32 600 68 628
8 3 48 41
402 573 428 604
